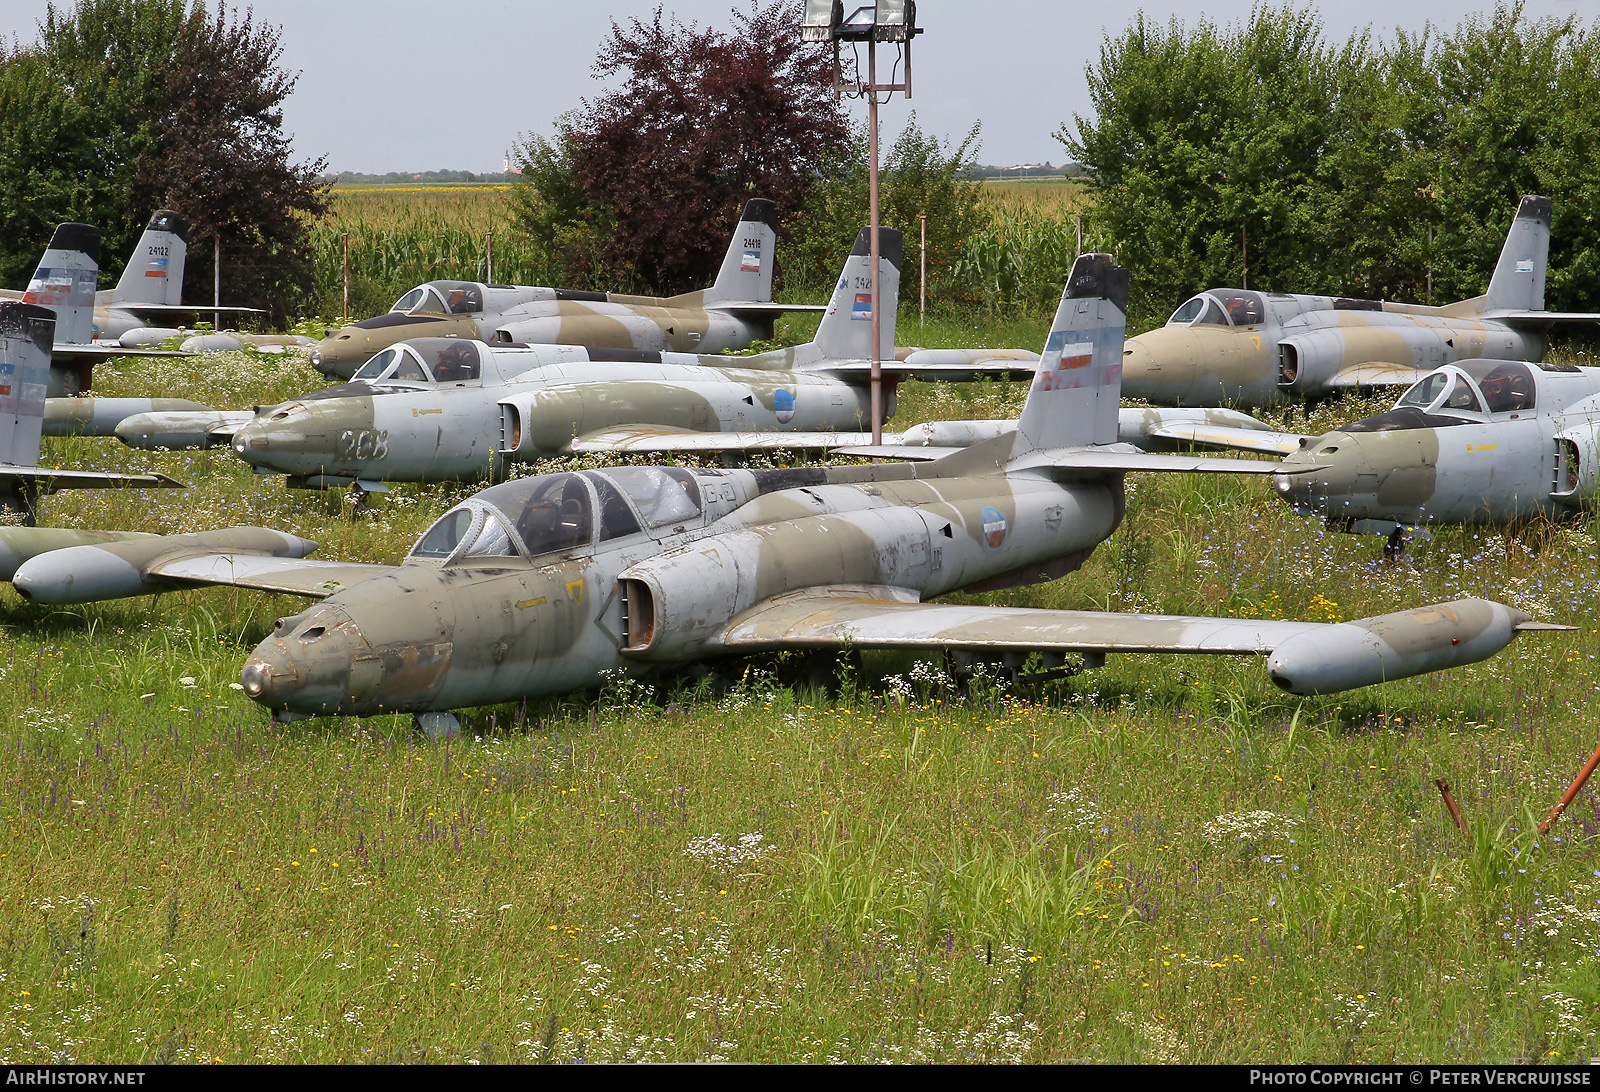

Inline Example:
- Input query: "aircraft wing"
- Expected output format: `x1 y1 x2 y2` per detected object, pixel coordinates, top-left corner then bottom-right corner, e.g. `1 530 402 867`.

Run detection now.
0 465 183 494
143 554 394 598
823 349 1040 381
1143 423 1312 456
4 525 392 603
114 409 254 450
567 428 874 454
711 587 1552 695
1325 363 1428 388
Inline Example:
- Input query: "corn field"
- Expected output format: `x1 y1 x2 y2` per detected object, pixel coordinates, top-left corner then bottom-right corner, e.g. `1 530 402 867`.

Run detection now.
308 179 1097 319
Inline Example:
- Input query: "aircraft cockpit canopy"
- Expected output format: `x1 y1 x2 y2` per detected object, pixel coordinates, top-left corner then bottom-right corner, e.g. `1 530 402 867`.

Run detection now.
389 281 484 316
352 339 482 384
408 467 705 565
1395 361 1539 419
1396 368 1485 416
1167 290 1266 327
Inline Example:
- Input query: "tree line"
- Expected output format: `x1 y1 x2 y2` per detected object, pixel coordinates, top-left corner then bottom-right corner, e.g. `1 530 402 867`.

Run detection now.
1061 1 1600 329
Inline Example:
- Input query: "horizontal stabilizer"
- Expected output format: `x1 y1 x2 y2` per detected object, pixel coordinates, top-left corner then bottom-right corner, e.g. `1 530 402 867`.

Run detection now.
110 303 266 317
1482 309 1600 326
1145 423 1311 456
704 302 827 315
0 466 183 494
1009 445 1297 476
50 343 190 362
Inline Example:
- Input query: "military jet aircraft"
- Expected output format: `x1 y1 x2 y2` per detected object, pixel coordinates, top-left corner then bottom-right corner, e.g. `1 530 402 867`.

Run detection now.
116 228 1039 488
309 198 821 379
0 255 1556 734
1121 196 1600 409
0 301 181 524
1173 357 1600 553
2 221 201 395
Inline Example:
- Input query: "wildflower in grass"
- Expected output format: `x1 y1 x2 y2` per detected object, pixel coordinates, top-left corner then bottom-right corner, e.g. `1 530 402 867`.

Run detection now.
684 832 772 871
1202 810 1299 848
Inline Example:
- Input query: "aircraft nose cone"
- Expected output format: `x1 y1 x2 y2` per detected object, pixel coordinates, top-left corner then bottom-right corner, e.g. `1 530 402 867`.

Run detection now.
1273 433 1371 516
243 622 362 716
1118 338 1160 399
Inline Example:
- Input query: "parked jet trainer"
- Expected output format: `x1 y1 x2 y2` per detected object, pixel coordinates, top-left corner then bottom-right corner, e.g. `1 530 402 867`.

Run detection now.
1176 358 1600 550
0 256 1559 734
119 228 1038 488
0 301 180 523
309 198 818 378
1121 196 1600 409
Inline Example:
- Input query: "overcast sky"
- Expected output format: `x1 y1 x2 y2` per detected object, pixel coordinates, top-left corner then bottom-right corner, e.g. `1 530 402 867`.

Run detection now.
0 1 1589 173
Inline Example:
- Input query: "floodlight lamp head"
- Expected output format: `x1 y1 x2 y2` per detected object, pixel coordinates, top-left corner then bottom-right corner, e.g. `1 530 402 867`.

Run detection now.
800 0 842 42
827 1 918 43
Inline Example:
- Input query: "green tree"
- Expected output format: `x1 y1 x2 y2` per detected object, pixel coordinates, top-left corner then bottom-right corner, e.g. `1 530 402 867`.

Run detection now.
786 116 987 301
1061 1 1600 329
0 0 327 319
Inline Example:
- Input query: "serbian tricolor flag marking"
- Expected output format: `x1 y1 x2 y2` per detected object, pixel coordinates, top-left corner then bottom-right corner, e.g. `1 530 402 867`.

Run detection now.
852 293 872 320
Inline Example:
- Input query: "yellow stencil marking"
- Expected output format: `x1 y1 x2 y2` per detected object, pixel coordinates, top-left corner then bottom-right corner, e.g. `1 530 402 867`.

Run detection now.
515 596 547 609
1467 444 1498 453
565 580 584 604
412 408 443 416
1250 335 1261 351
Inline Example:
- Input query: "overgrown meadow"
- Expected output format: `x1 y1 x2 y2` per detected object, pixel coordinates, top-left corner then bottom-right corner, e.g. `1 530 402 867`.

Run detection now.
3 190 1600 1063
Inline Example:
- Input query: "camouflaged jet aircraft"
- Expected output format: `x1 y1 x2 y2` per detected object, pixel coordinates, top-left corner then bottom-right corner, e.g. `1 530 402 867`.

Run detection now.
1172 357 1600 553
1121 196 1600 409
0 255 1556 734
0 301 180 523
0 221 200 395
309 199 819 379
115 228 1038 488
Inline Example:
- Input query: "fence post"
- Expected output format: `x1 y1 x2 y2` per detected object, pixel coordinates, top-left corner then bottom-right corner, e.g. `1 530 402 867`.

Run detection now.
919 214 926 327
486 231 494 284
342 233 350 320
213 235 221 308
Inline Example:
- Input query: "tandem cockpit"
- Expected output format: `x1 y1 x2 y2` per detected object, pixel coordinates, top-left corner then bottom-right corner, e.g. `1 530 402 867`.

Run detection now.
1343 361 1556 433
389 281 484 317
348 339 485 385
407 467 705 565
1166 289 1267 328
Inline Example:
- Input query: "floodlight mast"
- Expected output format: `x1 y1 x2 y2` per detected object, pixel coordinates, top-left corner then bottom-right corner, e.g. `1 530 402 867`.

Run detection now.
800 1 920 446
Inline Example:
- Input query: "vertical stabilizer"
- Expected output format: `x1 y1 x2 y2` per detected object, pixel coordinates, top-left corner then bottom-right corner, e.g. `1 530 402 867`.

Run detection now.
1485 195 1551 313
0 302 55 467
703 199 779 304
113 210 189 307
22 224 100 345
810 226 901 362
1010 253 1129 457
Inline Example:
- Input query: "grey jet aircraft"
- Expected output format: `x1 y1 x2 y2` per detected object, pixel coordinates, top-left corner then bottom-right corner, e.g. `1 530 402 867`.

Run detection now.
1170 357 1600 553
1121 196 1600 409
308 198 820 379
116 228 1038 488
0 301 181 523
3 221 198 395
0 256 1559 734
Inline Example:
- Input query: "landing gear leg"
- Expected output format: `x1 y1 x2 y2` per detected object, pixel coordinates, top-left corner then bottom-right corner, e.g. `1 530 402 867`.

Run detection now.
350 483 373 517
414 711 463 740
1383 526 1410 561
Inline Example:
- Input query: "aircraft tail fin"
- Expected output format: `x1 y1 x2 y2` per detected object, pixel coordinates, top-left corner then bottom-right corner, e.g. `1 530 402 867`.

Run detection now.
809 226 901 363
1009 253 1129 458
112 210 189 307
22 223 99 345
701 198 779 304
1485 195 1550 314
0 302 55 467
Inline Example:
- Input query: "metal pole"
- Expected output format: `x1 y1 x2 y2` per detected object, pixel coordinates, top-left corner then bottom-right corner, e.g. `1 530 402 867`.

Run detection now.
1075 212 1083 257
213 235 221 308
486 231 494 284
867 40 882 446
919 213 926 327
342 232 350 320
1241 225 1248 290
1540 739 1600 835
